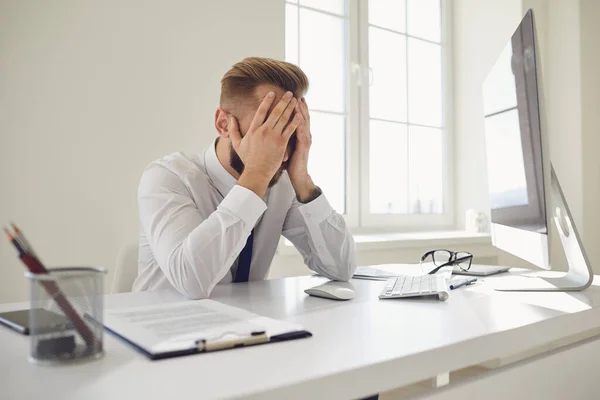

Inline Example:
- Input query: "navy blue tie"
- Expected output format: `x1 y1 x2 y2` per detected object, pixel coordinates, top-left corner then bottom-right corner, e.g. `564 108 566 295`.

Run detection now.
234 230 254 283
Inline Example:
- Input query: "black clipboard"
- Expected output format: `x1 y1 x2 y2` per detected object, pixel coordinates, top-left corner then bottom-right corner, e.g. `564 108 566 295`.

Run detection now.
104 325 312 360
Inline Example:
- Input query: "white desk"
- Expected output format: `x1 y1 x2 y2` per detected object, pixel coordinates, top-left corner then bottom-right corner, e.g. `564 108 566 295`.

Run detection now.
2 273 600 399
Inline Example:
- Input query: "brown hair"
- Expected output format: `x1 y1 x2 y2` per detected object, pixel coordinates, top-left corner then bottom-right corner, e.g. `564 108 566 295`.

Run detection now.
220 57 309 111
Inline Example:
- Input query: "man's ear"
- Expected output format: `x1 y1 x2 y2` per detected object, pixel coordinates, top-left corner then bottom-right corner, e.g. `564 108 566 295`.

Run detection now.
215 108 231 139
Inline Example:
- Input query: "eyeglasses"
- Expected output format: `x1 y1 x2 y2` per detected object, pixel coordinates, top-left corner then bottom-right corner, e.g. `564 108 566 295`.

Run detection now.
420 249 473 275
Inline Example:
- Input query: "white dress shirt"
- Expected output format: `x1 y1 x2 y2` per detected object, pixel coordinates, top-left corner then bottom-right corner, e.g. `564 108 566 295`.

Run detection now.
133 139 357 299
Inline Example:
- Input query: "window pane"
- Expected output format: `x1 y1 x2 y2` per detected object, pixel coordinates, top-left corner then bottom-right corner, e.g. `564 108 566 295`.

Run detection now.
287 0 298 3
285 5 299 65
369 27 407 122
408 38 442 127
407 0 441 42
308 111 346 213
408 126 443 214
369 0 406 32
299 9 346 113
369 120 408 214
300 0 346 15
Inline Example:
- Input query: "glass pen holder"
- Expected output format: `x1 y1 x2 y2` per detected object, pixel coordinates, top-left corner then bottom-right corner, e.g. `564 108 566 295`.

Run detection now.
26 267 106 365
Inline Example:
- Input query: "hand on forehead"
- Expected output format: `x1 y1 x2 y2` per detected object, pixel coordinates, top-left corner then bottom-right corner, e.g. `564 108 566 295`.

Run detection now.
236 84 303 127
253 84 303 114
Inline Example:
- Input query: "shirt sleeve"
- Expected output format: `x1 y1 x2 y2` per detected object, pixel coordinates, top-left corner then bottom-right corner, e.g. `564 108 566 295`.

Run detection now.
282 194 357 281
138 165 266 299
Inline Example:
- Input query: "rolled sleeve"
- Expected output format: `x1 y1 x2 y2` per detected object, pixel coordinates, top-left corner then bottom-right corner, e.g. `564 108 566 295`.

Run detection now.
218 185 267 229
283 192 357 281
297 194 333 224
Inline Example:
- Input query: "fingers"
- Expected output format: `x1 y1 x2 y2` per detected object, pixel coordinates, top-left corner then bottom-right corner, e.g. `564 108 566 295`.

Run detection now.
282 113 303 141
249 91 276 132
298 97 310 121
274 97 297 133
266 91 294 128
228 115 242 148
293 99 310 142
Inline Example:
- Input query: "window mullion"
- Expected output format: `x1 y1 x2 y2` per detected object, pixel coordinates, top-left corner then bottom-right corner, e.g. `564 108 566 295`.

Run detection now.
357 0 371 228
405 0 411 214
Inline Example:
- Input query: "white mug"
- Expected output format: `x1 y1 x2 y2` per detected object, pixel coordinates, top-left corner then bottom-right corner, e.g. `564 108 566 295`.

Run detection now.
466 209 488 232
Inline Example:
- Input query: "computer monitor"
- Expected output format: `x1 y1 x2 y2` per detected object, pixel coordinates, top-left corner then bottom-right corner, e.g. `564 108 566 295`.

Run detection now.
482 9 593 291
482 9 550 269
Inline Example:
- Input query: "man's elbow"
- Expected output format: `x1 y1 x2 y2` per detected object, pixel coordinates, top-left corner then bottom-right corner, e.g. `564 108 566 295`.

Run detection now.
323 260 355 282
336 265 355 282
166 252 213 300
336 244 357 281
181 288 211 300
170 275 212 300
320 248 357 281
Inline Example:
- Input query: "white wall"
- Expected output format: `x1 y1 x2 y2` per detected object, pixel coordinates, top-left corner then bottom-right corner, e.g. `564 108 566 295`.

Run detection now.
0 0 284 303
580 0 600 272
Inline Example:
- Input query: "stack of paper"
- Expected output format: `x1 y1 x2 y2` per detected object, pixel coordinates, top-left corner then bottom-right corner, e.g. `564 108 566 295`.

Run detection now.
103 299 311 360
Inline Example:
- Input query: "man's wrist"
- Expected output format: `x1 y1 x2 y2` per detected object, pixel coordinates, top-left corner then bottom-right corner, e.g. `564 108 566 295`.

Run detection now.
238 169 271 198
292 175 322 203
297 185 322 203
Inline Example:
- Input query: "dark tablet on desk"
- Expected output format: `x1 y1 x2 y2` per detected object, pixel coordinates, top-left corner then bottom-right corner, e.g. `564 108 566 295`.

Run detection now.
0 309 72 335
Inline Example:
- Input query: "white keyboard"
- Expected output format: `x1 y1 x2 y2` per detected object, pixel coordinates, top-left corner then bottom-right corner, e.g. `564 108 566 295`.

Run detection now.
379 275 449 301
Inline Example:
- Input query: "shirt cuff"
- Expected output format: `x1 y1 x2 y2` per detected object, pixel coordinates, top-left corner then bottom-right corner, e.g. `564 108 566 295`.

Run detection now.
298 194 333 224
218 185 267 229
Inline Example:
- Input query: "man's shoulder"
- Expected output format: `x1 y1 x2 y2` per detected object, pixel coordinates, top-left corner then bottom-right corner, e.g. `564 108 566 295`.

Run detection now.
139 151 210 191
145 152 204 175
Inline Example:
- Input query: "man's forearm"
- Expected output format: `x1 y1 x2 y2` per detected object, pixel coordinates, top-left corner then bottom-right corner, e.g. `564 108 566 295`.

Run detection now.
290 174 322 203
301 211 357 281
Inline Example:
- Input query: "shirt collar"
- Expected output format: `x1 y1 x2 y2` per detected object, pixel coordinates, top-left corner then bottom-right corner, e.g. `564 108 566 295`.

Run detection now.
205 138 237 197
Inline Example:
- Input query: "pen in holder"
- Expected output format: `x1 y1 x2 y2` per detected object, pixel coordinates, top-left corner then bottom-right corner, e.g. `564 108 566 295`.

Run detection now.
26 266 105 365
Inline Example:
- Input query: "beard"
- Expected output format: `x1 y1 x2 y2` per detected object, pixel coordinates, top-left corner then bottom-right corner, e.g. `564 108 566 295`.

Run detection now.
229 143 287 188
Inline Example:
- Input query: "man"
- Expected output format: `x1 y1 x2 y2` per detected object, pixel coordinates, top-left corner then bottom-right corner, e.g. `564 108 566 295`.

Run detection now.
133 57 357 299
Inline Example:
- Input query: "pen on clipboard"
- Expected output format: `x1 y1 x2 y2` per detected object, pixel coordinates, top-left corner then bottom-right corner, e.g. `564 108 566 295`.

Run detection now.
196 331 269 352
449 277 477 290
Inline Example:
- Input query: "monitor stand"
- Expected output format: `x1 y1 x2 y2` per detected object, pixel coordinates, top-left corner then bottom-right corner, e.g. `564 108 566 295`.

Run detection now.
493 167 594 292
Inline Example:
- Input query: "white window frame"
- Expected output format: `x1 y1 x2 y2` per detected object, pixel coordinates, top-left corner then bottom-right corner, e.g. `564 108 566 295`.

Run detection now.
286 0 454 232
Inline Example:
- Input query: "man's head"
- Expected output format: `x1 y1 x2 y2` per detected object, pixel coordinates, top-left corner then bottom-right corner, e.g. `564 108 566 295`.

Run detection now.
215 57 309 186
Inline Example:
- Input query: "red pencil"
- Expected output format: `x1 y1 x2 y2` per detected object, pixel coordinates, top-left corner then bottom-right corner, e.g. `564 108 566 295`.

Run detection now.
11 222 36 257
3 227 24 256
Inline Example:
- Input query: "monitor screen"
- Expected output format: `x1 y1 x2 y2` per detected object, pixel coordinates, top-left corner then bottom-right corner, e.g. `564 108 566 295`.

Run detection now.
482 10 547 234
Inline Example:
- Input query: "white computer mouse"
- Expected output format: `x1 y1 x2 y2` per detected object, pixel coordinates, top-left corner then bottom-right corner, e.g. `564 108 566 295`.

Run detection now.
304 284 355 301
